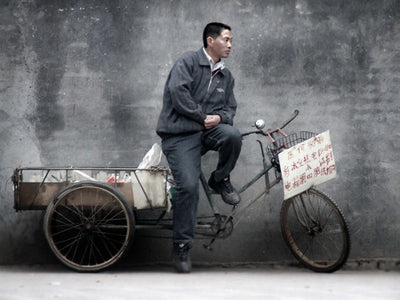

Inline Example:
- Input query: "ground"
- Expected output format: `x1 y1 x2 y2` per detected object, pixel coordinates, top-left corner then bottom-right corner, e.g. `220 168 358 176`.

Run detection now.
0 264 399 299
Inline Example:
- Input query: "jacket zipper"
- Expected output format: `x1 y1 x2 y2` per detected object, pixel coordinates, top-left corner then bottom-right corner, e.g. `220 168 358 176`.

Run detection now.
208 71 219 91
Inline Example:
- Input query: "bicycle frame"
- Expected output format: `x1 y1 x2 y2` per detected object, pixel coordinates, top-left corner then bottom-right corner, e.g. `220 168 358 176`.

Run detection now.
196 110 301 249
200 131 283 224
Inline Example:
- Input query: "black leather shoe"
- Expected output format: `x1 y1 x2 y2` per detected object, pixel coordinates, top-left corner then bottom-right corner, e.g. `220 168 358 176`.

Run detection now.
208 173 241 205
173 243 192 273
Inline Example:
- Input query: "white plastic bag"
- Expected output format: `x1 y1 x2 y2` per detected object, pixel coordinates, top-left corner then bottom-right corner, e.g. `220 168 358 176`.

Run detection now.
132 143 171 210
138 143 162 169
131 170 169 210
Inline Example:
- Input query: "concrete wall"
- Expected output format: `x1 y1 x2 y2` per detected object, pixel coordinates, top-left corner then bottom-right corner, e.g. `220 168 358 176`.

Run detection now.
1 0 399 266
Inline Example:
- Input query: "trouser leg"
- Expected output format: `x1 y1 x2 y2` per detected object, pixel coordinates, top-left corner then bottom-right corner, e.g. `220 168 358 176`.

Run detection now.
161 133 202 245
201 124 242 182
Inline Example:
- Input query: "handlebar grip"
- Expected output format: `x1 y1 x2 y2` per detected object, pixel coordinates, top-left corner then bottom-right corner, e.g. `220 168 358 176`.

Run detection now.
281 109 299 127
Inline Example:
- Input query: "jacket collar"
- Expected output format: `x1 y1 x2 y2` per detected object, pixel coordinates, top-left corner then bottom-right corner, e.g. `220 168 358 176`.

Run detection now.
198 48 211 66
197 48 228 76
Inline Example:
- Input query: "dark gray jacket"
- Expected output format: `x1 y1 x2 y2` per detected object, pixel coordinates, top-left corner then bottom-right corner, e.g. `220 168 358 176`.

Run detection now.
156 48 237 137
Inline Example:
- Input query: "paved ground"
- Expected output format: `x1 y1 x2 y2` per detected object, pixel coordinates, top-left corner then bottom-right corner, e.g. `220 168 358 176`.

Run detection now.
0 265 399 300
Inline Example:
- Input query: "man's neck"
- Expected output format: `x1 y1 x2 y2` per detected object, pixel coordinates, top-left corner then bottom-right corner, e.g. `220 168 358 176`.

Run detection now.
204 48 220 64
203 48 225 74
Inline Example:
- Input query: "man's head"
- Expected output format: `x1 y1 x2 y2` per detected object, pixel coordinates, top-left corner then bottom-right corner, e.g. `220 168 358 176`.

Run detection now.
203 22 232 62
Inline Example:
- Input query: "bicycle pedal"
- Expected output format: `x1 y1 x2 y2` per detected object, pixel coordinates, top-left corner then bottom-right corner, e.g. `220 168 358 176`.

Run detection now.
203 243 213 251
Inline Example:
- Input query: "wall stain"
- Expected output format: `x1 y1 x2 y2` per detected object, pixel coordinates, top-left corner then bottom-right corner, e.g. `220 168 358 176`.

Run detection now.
29 3 68 140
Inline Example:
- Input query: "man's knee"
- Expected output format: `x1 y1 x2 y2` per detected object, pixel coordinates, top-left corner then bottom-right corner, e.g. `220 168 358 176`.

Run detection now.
179 180 198 196
174 170 200 198
223 125 242 148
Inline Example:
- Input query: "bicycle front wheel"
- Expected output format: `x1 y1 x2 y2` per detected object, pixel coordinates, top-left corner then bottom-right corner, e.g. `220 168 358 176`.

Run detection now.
280 188 350 273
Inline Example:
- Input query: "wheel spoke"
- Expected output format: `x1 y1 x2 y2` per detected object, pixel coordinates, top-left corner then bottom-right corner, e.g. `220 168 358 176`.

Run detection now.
55 231 84 254
96 230 121 258
97 207 127 226
52 206 81 226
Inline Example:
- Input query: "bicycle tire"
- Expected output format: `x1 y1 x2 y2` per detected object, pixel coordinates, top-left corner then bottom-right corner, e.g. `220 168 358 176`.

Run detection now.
280 188 350 273
44 181 135 272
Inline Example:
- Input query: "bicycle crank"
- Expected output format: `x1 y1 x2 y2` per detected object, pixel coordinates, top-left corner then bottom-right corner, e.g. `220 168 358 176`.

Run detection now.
203 215 234 251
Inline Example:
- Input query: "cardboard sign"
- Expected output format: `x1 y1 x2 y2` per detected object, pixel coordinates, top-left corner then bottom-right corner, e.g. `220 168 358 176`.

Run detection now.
278 130 337 200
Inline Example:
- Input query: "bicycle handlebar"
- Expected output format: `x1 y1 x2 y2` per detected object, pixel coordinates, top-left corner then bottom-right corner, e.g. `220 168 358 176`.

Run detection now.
241 109 299 137
263 109 299 135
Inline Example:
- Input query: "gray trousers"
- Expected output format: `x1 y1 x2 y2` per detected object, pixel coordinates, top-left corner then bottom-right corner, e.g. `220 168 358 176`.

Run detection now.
161 124 242 245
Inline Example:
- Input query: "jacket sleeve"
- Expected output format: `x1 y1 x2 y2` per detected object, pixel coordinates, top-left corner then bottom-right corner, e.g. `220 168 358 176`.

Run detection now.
214 77 237 125
167 53 207 124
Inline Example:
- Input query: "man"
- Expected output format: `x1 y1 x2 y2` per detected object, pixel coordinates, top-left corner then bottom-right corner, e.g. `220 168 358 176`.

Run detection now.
156 22 242 273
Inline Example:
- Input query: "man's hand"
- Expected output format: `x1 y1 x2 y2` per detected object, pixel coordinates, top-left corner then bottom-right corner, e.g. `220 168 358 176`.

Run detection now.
204 115 221 129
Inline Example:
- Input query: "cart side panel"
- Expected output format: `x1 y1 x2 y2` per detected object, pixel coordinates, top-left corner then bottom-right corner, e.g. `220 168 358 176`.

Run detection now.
115 182 134 207
15 182 68 210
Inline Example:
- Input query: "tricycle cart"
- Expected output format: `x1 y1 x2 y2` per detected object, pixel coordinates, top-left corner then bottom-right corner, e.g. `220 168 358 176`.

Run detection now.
11 110 351 273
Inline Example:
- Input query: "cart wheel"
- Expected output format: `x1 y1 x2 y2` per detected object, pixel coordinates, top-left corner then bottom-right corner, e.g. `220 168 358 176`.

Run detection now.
44 181 135 272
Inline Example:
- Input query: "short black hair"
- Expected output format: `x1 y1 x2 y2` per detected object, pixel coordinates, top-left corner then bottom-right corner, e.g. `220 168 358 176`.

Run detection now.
203 22 231 48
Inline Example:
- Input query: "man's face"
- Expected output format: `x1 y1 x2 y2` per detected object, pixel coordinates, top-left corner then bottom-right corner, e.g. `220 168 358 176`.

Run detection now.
208 29 232 61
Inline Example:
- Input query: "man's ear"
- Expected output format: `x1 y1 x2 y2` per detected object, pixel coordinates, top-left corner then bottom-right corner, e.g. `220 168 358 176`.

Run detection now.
207 36 214 47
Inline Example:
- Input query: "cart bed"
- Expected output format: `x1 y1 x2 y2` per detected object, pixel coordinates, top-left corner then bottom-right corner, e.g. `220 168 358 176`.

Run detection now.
12 167 171 211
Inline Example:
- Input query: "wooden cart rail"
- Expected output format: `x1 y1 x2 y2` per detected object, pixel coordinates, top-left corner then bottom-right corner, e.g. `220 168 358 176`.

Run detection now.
12 167 171 211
